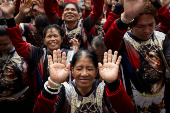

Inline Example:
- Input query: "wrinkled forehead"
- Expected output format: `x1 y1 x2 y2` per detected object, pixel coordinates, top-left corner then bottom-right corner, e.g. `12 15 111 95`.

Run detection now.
64 3 79 12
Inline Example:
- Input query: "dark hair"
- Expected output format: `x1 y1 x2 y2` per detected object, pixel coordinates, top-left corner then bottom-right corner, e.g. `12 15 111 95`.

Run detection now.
71 49 98 68
43 24 65 39
63 2 80 13
35 14 50 29
0 17 7 25
130 3 157 28
91 36 107 51
0 25 8 36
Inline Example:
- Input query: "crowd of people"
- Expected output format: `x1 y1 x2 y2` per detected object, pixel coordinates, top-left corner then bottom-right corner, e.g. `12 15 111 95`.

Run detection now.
0 0 170 112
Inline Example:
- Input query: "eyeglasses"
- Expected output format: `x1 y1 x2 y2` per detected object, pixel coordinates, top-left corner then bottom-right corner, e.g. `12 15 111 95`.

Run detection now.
32 9 37 12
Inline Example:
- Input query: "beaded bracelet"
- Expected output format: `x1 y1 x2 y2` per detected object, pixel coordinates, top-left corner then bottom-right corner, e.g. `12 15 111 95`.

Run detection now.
48 77 61 87
44 81 61 95
121 13 134 23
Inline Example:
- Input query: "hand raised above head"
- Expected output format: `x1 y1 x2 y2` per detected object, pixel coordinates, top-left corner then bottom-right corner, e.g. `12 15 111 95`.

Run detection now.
33 0 45 14
0 0 16 19
48 49 70 88
19 0 33 15
122 0 148 24
98 50 122 83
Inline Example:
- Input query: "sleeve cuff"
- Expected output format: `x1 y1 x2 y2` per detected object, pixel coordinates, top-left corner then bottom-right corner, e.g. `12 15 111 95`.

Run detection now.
59 5 64 9
112 2 123 15
53 0 57 3
116 18 129 30
6 18 16 28
42 88 57 100
106 78 120 92
151 0 162 10
108 4 112 9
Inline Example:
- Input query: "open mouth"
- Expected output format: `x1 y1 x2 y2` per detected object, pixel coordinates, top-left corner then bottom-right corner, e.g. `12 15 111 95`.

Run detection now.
67 15 74 19
50 43 57 46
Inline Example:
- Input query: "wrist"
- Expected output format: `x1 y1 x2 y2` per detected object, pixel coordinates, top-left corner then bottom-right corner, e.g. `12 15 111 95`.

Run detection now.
48 77 61 89
5 14 14 19
121 13 134 24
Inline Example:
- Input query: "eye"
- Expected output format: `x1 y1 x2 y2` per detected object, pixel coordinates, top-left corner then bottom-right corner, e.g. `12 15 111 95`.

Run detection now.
149 24 153 27
137 26 142 28
76 68 82 71
88 68 94 71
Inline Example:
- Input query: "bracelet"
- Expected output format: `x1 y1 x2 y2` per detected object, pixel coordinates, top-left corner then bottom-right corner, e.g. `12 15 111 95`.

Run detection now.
121 13 134 23
48 77 61 87
44 81 61 95
47 84 61 90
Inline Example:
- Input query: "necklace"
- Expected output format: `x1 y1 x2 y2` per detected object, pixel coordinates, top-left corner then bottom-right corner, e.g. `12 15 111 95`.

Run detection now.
64 19 82 38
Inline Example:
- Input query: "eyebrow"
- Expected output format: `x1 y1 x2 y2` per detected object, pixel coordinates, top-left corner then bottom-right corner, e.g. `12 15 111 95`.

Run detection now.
136 22 154 26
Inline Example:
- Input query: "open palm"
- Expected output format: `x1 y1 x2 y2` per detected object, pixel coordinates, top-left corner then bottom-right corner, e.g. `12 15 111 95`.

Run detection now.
48 49 70 84
33 0 45 14
99 50 121 83
123 0 148 19
0 0 16 16
19 0 32 14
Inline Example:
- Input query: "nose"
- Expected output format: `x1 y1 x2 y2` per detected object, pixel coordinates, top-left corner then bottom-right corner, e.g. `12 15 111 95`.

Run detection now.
51 36 56 40
143 26 150 33
81 69 88 76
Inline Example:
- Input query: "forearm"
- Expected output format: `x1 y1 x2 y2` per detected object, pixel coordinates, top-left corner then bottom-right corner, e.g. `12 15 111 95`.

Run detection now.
155 0 170 33
103 2 123 33
83 0 104 32
106 5 112 19
14 12 25 25
6 18 29 58
90 0 104 21
15 0 21 15
33 91 57 113
44 0 59 24
106 80 134 113
83 9 91 19
104 18 128 51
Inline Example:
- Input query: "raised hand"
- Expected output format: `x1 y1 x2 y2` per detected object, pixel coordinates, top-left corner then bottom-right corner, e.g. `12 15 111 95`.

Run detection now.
48 49 70 88
69 38 80 53
0 0 16 19
33 0 45 14
84 0 92 10
19 0 33 15
58 0 64 6
122 0 148 23
98 50 122 83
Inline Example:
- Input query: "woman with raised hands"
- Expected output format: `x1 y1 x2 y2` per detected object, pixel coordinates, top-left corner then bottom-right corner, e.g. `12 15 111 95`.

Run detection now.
33 49 134 113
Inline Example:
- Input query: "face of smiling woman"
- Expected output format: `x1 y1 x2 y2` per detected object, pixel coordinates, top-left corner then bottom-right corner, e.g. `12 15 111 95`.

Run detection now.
44 28 63 54
72 53 98 95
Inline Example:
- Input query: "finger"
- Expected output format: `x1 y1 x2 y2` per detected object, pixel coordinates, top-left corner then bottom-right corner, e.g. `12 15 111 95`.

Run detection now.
20 0 24 4
53 50 58 64
98 62 103 69
108 49 112 63
112 51 118 63
116 56 122 66
7 0 10 2
48 55 53 66
56 49 61 63
12 0 16 5
66 63 71 71
39 0 43 4
0 0 2 4
28 1 33 8
103 52 108 64
61 52 66 65
2 0 5 3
